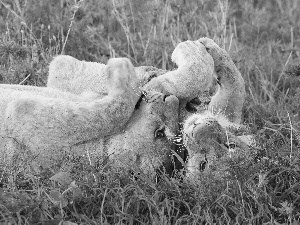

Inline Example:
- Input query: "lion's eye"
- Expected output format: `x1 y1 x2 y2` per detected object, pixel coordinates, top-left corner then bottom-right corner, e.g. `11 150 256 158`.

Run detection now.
205 47 210 51
216 77 221 85
224 142 236 149
155 127 166 138
229 143 236 149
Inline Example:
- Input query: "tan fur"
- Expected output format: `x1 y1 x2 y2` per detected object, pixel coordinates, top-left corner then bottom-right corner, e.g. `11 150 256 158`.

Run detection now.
183 113 252 177
47 55 167 96
143 40 215 120
183 38 249 177
198 37 246 124
48 40 215 122
2 92 180 177
0 58 141 164
102 94 179 174
3 92 179 177
43 40 214 174
0 59 180 177
143 40 214 101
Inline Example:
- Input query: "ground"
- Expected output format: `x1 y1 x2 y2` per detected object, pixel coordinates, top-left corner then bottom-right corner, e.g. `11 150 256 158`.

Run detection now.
0 0 299 224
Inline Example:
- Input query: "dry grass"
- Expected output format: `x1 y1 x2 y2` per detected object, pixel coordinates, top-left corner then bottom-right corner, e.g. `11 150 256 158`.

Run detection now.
0 0 300 224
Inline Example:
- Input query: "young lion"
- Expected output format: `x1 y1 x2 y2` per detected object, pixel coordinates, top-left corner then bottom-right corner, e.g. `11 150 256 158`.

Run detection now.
0 59 182 179
0 58 141 163
183 38 252 177
47 55 167 97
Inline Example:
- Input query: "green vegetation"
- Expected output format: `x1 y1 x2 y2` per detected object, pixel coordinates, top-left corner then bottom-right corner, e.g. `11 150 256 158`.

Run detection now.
0 0 300 224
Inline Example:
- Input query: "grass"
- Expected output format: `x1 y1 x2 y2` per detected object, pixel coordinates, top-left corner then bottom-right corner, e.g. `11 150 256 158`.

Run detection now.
0 0 300 224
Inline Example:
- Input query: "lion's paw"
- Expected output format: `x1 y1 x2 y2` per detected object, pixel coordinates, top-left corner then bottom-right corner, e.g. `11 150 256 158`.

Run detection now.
198 37 230 68
171 40 210 67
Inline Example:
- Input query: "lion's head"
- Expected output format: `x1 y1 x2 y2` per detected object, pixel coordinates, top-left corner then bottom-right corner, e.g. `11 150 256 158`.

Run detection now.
103 92 180 177
183 112 253 177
